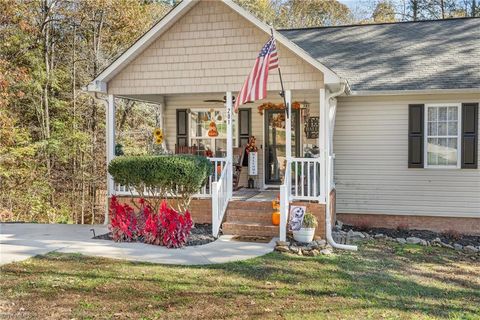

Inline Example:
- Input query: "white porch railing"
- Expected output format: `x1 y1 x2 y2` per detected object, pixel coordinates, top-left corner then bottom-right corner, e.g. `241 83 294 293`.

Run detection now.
211 159 232 237
195 157 227 197
288 157 325 201
114 157 227 198
279 156 326 241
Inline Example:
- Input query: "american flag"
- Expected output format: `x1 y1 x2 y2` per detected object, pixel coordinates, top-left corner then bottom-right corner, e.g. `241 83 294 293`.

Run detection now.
234 36 279 111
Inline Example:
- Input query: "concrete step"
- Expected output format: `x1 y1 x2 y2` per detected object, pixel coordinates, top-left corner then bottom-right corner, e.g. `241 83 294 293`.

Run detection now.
222 222 279 237
226 209 273 224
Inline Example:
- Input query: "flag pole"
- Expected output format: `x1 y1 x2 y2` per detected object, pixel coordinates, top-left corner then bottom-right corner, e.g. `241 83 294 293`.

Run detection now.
270 28 289 118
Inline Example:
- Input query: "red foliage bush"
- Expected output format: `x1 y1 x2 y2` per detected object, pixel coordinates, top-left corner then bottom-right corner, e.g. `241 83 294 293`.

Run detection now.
109 196 139 242
111 198 193 248
142 204 162 245
158 200 193 248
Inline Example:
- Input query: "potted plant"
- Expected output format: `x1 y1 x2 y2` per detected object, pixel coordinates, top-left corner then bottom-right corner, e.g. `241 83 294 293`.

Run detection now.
292 212 317 243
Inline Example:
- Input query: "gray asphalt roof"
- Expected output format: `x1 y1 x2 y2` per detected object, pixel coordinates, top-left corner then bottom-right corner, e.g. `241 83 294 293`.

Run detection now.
280 18 480 91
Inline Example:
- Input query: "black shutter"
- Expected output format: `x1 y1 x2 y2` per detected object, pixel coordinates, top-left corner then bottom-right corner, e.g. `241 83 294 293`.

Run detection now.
176 109 188 147
461 103 478 169
238 108 251 166
408 104 424 168
238 108 251 147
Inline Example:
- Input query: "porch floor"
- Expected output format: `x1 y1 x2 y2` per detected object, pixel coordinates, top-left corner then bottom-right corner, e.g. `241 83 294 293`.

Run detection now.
231 189 279 202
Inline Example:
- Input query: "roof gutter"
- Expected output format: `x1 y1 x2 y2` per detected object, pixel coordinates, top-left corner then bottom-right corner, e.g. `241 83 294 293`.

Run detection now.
350 88 480 96
325 79 357 251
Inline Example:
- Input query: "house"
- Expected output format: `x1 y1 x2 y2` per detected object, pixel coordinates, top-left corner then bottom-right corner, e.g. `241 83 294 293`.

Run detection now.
86 0 480 242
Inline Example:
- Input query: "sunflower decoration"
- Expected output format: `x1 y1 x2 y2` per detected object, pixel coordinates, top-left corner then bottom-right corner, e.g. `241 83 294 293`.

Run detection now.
153 128 164 145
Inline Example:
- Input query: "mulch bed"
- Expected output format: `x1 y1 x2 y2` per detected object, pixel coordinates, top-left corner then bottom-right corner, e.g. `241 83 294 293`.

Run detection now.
93 223 216 247
345 225 480 247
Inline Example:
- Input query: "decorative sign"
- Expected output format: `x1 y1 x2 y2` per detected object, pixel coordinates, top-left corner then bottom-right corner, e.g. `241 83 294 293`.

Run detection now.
248 152 258 175
288 205 307 231
226 105 232 125
305 116 319 139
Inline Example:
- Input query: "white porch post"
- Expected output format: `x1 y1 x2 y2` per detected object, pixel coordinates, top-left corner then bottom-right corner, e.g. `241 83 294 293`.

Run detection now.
158 96 167 150
319 88 327 203
105 94 116 224
285 90 292 160
226 91 233 198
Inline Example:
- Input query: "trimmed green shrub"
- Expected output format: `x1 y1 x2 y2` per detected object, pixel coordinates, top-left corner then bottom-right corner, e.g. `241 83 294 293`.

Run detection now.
108 155 213 212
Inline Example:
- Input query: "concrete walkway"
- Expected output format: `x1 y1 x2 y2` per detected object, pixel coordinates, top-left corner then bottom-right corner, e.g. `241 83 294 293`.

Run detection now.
0 223 275 266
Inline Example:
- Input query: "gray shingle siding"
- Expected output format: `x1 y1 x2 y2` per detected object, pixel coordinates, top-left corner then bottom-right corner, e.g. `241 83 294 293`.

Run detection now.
280 18 480 91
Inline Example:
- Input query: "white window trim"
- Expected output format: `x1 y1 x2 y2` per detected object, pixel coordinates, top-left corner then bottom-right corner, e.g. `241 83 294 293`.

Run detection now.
424 103 462 169
188 107 238 149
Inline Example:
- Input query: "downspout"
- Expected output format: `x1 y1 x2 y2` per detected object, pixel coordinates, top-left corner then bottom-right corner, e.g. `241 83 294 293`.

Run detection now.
325 80 357 251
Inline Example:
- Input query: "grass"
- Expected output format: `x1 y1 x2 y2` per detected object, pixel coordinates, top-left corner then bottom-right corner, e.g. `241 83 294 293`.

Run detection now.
0 241 479 319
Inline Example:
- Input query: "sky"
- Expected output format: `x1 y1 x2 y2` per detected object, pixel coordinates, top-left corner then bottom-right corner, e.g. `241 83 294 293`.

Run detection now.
338 0 361 8
338 0 374 21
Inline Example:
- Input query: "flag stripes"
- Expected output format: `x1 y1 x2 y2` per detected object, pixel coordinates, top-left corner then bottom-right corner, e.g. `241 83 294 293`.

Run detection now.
234 36 279 112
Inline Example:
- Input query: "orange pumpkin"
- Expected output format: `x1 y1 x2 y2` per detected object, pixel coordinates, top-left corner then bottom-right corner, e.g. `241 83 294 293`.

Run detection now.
272 211 280 226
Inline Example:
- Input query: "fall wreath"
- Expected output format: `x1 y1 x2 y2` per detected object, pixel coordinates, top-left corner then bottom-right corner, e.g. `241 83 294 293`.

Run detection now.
257 101 301 115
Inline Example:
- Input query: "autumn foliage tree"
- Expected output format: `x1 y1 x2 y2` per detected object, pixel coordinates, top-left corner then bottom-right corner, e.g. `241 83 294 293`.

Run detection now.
0 0 170 223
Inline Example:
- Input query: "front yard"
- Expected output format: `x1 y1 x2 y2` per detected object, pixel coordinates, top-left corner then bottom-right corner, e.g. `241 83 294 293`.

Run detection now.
0 241 479 319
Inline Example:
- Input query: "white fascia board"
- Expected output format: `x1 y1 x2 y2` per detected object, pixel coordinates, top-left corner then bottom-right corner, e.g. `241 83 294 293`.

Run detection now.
87 0 198 91
350 88 480 96
222 0 341 85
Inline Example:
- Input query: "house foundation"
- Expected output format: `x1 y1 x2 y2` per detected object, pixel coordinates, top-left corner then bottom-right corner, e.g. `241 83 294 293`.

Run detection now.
337 213 480 236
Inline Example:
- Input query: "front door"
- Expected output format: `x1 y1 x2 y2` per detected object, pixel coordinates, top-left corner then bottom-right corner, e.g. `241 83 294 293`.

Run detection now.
265 109 300 185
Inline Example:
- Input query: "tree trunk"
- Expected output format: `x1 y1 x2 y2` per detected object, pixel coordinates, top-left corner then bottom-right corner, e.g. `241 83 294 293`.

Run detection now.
72 23 78 223
42 0 52 176
411 0 419 20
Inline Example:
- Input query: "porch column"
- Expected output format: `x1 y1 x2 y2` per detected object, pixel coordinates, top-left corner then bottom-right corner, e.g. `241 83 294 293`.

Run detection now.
105 94 116 224
285 90 292 160
319 88 327 202
158 96 167 150
226 91 233 198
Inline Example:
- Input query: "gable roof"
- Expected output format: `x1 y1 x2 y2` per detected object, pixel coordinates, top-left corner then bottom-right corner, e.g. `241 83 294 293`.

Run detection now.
280 18 480 92
87 0 341 93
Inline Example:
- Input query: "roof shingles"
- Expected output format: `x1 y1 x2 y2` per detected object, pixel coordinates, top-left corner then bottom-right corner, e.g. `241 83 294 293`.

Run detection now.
280 18 480 91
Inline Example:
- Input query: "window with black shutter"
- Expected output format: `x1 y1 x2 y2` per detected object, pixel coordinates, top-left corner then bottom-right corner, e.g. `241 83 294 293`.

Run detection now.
409 102 478 169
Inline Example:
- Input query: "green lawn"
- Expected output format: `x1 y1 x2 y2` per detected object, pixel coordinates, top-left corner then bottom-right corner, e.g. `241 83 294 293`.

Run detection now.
1 241 479 319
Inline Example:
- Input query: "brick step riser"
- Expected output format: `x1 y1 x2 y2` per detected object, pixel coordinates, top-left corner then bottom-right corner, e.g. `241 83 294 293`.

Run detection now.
226 217 273 224
227 208 274 214
226 212 273 224
227 202 274 210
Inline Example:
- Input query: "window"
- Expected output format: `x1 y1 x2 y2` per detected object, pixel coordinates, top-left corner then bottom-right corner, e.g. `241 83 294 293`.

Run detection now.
189 109 236 157
425 104 461 168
